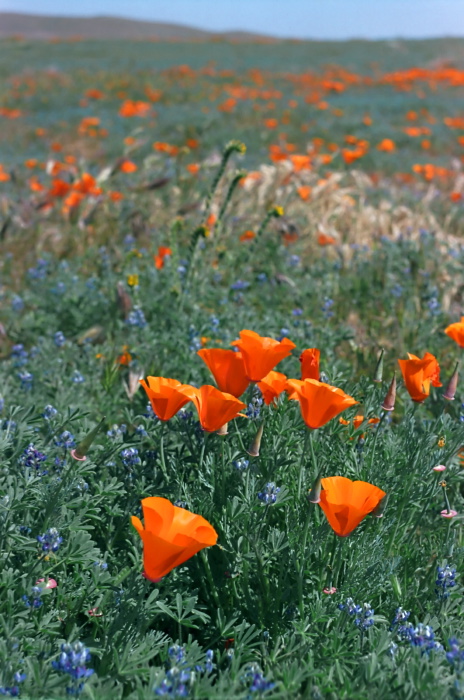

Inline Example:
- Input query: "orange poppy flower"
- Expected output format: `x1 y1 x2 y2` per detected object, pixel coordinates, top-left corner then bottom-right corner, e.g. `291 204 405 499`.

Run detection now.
297 185 312 201
131 497 217 580
398 352 442 402
286 378 358 429
257 371 288 405
120 160 138 173
197 348 249 397
186 163 200 175
239 230 256 242
139 376 192 421
445 317 464 347
231 330 296 382
300 348 320 381
180 385 246 433
318 476 386 537
317 233 336 246
377 138 396 152
154 246 172 269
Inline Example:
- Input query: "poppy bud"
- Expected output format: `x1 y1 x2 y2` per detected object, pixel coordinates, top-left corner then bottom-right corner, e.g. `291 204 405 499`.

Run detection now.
247 422 264 457
124 369 144 401
217 422 228 436
381 373 396 412
443 362 459 401
307 472 323 504
117 281 132 319
373 348 384 383
71 417 105 461
371 493 388 518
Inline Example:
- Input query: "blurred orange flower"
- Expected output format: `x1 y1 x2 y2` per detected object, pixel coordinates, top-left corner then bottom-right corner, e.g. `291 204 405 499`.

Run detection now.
318 476 386 537
445 317 464 347
120 160 138 173
131 497 217 580
317 233 336 245
154 246 172 269
377 138 396 152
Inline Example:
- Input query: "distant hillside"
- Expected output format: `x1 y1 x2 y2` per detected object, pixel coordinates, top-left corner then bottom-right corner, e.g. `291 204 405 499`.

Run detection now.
0 12 275 41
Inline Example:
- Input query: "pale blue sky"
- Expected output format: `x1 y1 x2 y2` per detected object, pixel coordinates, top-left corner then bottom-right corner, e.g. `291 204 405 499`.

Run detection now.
0 0 461 39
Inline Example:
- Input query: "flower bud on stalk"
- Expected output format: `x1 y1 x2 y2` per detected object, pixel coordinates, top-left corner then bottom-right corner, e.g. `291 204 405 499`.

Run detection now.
307 472 323 504
71 417 106 461
373 348 384 383
247 422 264 457
443 362 459 401
381 373 396 412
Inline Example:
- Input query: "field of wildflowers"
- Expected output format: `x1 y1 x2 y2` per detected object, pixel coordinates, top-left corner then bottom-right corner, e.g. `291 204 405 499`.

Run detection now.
1 35 464 699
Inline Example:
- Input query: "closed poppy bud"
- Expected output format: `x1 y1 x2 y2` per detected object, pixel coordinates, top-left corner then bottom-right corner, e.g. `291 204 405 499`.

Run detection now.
232 330 296 382
197 348 249 398
443 362 459 401
181 384 246 433
140 377 193 421
131 497 218 580
381 373 397 412
71 417 106 460
300 348 320 381
307 472 323 504
247 422 264 457
398 352 442 402
373 348 384 383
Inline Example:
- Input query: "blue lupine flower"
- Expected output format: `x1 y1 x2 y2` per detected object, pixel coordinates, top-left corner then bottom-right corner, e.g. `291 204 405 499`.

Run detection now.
233 458 249 471
292 308 303 316
0 671 26 697
52 282 66 295
246 391 263 420
256 273 267 283
28 258 48 280
446 638 464 668
43 405 58 420
120 447 141 468
322 297 334 319
127 308 147 328
18 371 33 390
242 666 276 695
391 607 410 629
436 565 457 599
391 284 403 298
177 265 187 277
22 585 43 609
354 603 375 630
230 280 250 291
288 255 300 267
11 295 24 312
71 370 85 384
54 431 76 449
398 623 442 652
107 424 127 440
54 331 66 347
338 597 362 616
52 641 94 696
37 528 63 553
93 561 108 571
21 444 48 476
258 482 281 505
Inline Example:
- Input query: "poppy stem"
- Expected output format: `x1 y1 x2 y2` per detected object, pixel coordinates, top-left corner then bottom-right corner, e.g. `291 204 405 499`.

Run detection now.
159 423 168 479
200 550 221 611
368 410 386 471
